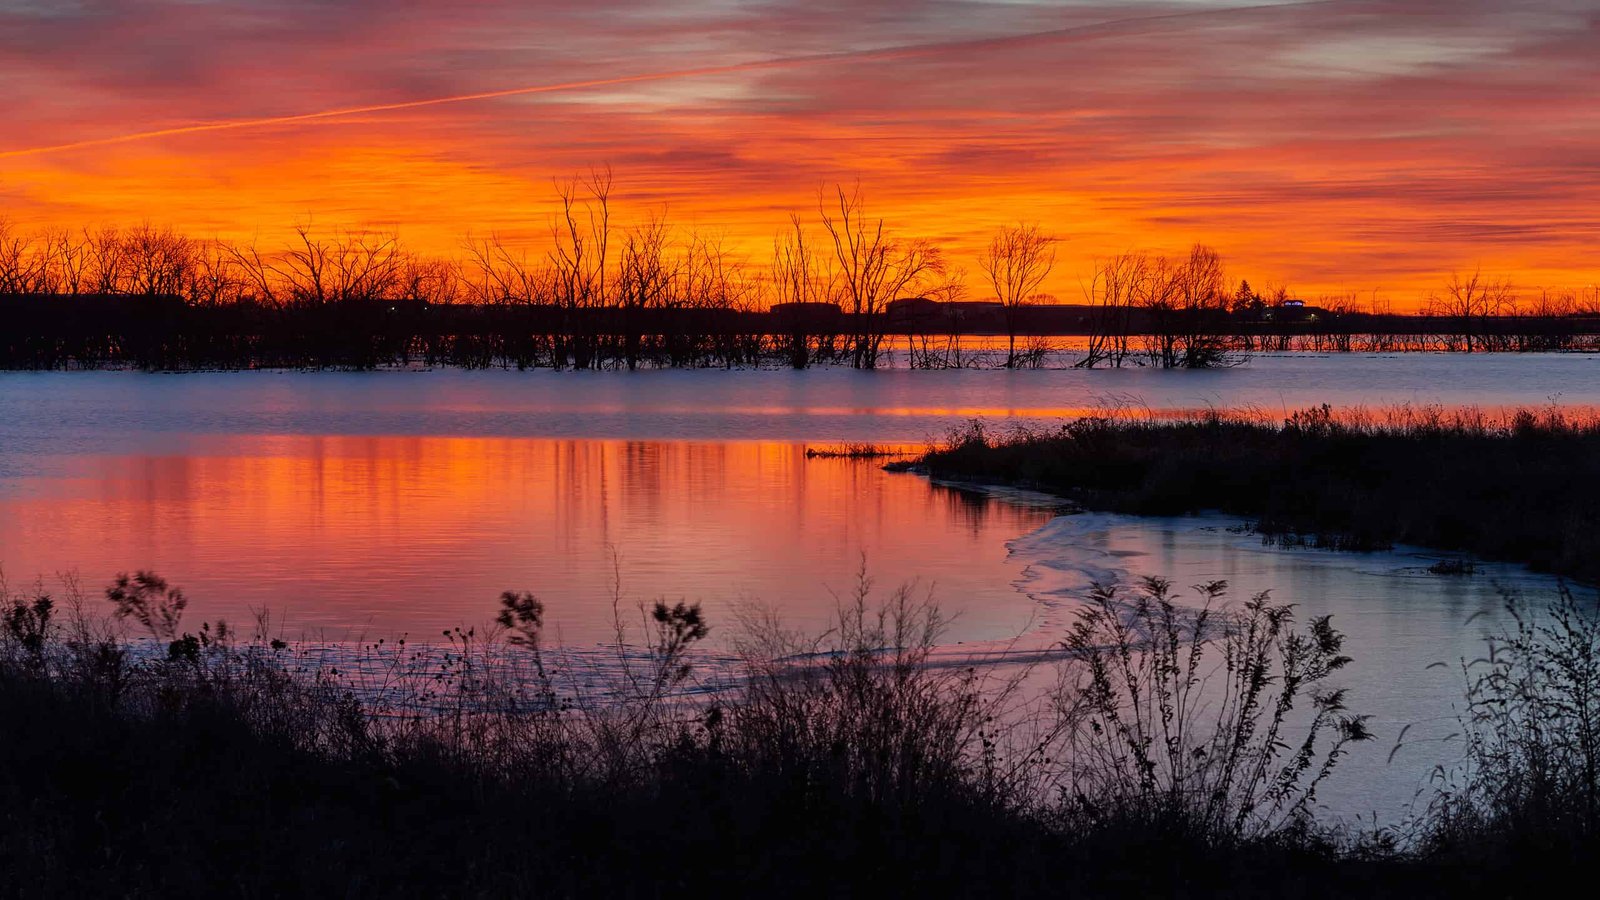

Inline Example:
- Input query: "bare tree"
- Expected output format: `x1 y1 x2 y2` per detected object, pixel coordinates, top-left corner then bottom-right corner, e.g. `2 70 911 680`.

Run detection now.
1130 244 1234 368
772 213 825 369
84 226 129 294
225 238 281 306
462 232 557 367
681 231 754 367
1316 293 1360 353
980 223 1057 368
1579 285 1600 317
1431 269 1515 352
278 227 331 304
331 231 404 303
463 233 544 305
0 220 45 293
1079 253 1144 368
1513 288 1579 351
398 257 460 305
270 226 403 305
42 228 89 295
1259 283 1295 352
548 168 613 368
817 184 942 369
616 213 674 369
907 267 970 370
122 223 195 297
1174 244 1231 368
184 240 244 307
1138 255 1184 368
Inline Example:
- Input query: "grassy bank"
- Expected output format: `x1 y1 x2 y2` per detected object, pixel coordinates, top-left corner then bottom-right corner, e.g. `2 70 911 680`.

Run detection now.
899 405 1600 582
3 568 1598 896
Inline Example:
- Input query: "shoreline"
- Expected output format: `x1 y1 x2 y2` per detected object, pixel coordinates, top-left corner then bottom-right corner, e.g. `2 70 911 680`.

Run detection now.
5 343 1600 375
895 407 1600 584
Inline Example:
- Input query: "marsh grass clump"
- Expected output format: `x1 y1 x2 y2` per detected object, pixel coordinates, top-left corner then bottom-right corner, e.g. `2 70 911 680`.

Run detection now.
725 572 1020 815
1259 529 1393 553
1427 558 1477 576
908 404 1600 582
803 442 911 459
1419 584 1600 872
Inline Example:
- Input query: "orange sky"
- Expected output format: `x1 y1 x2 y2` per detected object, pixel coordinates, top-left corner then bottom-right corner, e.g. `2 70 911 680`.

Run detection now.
1 0 1596 308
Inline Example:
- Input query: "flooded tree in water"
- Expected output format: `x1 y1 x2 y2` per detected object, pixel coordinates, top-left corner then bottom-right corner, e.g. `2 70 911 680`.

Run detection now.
771 213 824 369
615 213 672 371
1172 244 1232 368
1429 269 1516 353
549 168 613 370
1137 244 1234 369
979 223 1057 369
817 183 943 369
5 187 1599 371
1079 252 1145 368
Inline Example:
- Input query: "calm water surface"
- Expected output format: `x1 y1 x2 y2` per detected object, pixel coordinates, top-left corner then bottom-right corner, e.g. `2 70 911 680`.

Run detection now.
4 352 1598 463
0 434 1055 642
2 356 1593 820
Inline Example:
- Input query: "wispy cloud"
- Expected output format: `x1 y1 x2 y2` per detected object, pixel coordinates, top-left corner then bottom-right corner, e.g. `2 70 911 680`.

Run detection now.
1 0 1595 302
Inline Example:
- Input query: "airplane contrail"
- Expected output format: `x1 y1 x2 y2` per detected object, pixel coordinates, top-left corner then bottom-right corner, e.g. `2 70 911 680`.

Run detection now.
0 1 1340 160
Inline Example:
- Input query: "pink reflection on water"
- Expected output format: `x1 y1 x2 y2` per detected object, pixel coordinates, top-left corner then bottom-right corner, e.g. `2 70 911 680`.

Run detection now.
0 437 1059 644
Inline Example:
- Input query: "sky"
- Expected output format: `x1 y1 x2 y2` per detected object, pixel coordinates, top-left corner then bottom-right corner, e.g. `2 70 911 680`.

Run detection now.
1 0 1596 307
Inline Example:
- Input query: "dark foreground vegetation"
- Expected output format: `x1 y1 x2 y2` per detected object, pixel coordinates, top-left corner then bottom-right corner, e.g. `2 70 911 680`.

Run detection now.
903 405 1600 583
2 565 1598 897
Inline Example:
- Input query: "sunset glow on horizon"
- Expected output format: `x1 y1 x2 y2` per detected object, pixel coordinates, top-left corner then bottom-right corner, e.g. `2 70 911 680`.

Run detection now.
3 0 1596 308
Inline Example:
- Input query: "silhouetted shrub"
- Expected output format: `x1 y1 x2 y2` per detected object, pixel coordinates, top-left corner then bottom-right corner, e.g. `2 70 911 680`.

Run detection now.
1 566 1592 895
1419 584 1600 872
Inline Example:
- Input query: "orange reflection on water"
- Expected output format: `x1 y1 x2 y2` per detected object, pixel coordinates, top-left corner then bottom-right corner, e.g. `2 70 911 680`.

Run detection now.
0 437 1058 644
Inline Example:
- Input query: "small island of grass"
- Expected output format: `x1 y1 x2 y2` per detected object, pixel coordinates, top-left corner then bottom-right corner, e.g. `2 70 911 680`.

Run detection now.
895 404 1600 583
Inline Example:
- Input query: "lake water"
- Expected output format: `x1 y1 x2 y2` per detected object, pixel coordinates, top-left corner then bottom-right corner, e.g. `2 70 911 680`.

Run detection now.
2 354 1596 822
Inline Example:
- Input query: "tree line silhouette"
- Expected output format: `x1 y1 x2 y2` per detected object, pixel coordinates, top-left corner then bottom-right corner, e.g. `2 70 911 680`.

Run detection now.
4 174 1597 370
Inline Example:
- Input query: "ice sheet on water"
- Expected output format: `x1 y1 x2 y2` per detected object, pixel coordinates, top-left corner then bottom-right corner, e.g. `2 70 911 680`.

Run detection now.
120 637 746 714
995 505 1581 824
